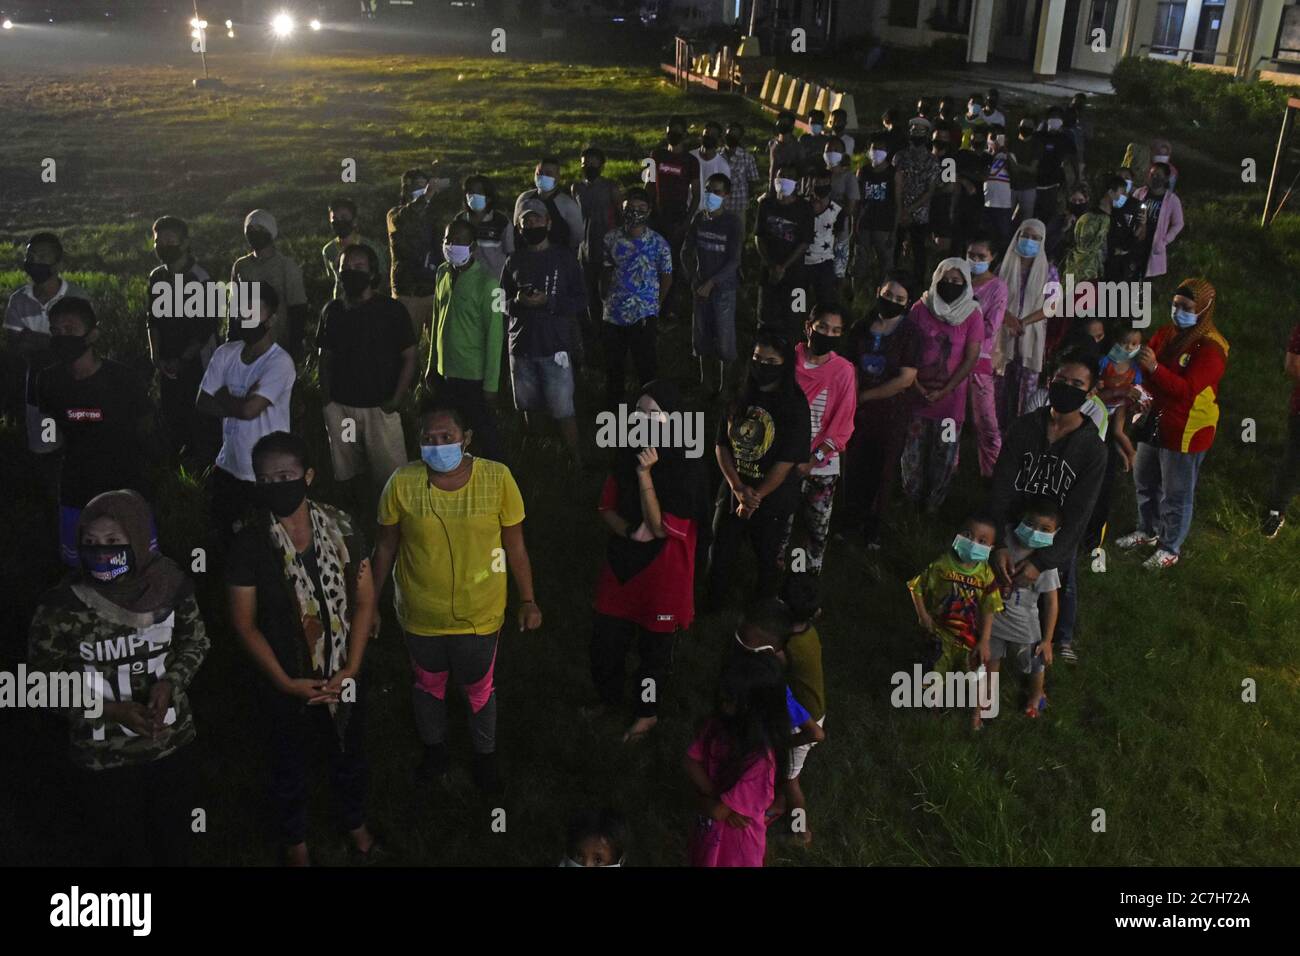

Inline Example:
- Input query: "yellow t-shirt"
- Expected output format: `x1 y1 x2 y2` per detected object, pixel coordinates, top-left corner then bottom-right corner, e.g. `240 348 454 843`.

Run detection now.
378 458 526 636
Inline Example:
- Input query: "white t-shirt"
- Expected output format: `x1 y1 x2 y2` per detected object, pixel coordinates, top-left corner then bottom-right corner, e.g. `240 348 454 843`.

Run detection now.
200 340 296 482
691 148 733 212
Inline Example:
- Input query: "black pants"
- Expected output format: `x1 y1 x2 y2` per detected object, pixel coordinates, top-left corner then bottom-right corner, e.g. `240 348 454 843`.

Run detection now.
589 614 674 719
1085 434 1124 551
897 223 929 293
267 690 368 847
209 465 258 551
1269 414 1300 514
707 482 793 606
438 375 504 463
602 317 657 411
843 412 908 541
76 746 196 866
757 263 808 334
158 356 205 460
805 259 838 310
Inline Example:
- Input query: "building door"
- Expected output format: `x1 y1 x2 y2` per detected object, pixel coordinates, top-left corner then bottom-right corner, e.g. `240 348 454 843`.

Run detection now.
1057 0 1083 70
1192 0 1226 63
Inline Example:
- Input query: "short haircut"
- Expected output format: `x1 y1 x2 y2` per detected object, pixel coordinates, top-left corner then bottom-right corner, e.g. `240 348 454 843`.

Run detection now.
257 281 281 314
964 511 999 535
252 430 310 472
418 394 469 431
340 242 380 278
1047 104 1064 116
1021 497 1062 526
462 173 498 203
1151 161 1172 177
777 109 795 123
742 596 794 646
831 108 847 120
667 114 687 129
726 121 746 134
152 216 189 240
565 808 628 862
706 172 732 193
1054 347 1100 388
539 155 561 169
825 135 845 151
26 231 63 260
702 119 723 134
48 296 96 330
1104 174 1128 195
775 161 801 178
581 145 606 163
330 197 358 218
624 185 650 205
869 129 890 147
809 108 825 121
446 218 477 243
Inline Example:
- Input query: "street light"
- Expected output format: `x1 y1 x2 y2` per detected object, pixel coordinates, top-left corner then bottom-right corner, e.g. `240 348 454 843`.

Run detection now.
190 1 223 89
2 18 13 30
309 18 322 31
271 12 294 37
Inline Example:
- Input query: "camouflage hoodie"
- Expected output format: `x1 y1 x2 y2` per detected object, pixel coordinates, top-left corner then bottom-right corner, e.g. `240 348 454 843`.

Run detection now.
27 576 209 771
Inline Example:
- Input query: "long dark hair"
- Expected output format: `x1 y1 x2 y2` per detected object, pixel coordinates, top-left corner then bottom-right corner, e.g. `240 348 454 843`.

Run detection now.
700 652 790 793
610 379 707 525
725 328 797 424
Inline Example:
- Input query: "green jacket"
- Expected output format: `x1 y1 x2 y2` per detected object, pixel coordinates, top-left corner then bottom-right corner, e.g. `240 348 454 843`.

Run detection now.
431 259 504 391
27 577 209 771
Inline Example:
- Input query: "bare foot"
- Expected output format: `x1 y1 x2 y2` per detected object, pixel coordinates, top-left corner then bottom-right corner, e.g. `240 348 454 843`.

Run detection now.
622 715 657 743
285 842 310 867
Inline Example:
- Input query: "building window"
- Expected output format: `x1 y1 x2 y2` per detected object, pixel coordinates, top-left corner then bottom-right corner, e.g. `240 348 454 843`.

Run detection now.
1003 0 1028 37
1088 0 1119 44
926 0 972 32
888 0 919 28
1152 1 1187 54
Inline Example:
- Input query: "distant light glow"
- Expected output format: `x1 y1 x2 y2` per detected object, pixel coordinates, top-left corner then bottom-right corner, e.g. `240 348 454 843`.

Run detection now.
227 29 235 38
1 18 12 30
271 12 294 37
309 18 322 31
225 19 233 29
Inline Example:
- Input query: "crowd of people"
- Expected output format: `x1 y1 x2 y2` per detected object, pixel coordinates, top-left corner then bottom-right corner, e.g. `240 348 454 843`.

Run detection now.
10 81 1289 868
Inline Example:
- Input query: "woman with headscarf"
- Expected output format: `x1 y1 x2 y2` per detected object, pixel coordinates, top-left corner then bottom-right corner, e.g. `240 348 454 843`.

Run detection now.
899 257 983 512
27 489 209 866
994 218 1058 430
588 379 707 743
1116 278 1227 569
227 431 380 865
707 330 811 608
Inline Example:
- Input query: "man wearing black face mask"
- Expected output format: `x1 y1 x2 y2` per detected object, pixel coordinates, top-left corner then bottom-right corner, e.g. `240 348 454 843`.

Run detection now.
36 297 155 567
146 216 218 463
321 197 388 303
5 232 90 455
501 199 587 465
318 245 417 516
571 146 623 335
987 350 1106 661
231 209 310 362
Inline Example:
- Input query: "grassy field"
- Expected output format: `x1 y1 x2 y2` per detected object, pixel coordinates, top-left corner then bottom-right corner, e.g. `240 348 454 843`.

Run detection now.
1 40 1298 867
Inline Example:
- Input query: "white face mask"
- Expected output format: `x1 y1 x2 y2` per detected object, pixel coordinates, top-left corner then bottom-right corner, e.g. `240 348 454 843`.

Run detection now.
1046 118 1063 131
443 243 472 268
1152 153 1170 164
870 148 887 165
824 151 843 168
775 177 797 198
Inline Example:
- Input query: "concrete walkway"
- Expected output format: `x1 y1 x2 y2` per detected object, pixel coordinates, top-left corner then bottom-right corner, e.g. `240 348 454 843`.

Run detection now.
930 64 1115 99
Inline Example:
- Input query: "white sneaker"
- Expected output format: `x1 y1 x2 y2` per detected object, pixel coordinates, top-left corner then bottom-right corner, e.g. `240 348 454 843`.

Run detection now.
1116 531 1159 550
1142 548 1179 570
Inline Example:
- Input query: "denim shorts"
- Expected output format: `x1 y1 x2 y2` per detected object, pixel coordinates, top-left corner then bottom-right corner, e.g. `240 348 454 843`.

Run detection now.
988 635 1046 675
510 353 575 418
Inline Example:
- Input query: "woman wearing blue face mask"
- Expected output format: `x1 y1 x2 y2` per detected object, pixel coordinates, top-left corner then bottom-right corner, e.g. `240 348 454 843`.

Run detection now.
452 173 514 281
1117 278 1227 570
370 399 542 794
994 218 1057 431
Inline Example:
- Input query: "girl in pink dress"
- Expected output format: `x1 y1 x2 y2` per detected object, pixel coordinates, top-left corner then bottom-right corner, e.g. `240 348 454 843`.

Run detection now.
684 652 788 867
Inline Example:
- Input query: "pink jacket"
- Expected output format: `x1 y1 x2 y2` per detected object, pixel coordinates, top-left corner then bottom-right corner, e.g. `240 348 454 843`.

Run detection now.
1132 186 1184 278
794 342 857 464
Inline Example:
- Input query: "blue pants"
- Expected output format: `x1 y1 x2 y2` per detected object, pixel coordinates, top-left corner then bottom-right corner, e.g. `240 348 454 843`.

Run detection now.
1053 550 1078 646
1134 443 1206 556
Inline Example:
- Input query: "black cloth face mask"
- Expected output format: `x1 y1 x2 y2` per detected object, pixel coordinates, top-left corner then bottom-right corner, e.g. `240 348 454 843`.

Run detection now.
1048 381 1088 414
51 334 89 363
339 268 372 298
24 261 55 284
260 477 308 518
331 219 354 239
877 297 907 319
808 330 838 355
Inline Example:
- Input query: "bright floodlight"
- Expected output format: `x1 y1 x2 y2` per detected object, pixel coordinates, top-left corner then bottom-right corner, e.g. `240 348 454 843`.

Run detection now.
2 18 13 29
271 12 294 36
309 18 322 31
225 19 233 28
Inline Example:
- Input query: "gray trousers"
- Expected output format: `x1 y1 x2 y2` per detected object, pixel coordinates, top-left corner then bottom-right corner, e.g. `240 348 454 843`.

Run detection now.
406 630 499 754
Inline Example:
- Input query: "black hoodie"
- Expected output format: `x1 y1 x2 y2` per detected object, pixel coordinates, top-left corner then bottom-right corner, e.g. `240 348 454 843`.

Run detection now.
987 406 1106 571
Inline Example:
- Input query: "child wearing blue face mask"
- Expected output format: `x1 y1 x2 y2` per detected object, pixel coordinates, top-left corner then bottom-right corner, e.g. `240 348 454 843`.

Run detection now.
983 500 1061 717
1083 328 1144 553
907 514 1004 679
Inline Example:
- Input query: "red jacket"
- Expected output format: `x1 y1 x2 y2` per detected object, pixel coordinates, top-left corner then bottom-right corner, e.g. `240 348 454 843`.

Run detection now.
1147 325 1228 453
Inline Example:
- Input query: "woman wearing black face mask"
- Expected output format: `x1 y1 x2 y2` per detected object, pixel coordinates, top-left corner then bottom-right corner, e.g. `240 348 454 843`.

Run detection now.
706 331 811 609
842 274 921 548
227 431 381 866
28 489 209 866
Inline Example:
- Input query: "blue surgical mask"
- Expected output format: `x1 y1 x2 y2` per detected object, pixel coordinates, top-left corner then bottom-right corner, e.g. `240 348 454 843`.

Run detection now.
467 193 487 212
1014 522 1056 550
953 534 991 564
410 186 427 201
704 192 724 212
1108 342 1138 363
809 123 824 135
443 243 472 268
1016 237 1040 257
967 258 990 275
1113 193 1127 209
421 442 464 473
535 174 557 193
1172 305 1199 328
